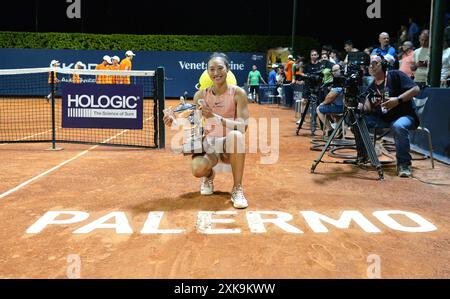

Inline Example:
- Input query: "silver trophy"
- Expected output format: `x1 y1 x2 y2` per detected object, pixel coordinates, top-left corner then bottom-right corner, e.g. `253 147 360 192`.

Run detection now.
165 97 204 155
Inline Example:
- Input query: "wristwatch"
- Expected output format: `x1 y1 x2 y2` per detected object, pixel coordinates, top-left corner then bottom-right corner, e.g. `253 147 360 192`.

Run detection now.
397 96 403 103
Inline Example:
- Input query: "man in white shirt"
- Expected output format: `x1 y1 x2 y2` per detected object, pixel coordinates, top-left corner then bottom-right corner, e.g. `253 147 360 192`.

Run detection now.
411 30 430 89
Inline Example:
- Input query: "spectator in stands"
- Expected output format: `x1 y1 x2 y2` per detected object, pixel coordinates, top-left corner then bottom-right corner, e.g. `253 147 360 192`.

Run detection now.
398 25 409 46
320 50 329 62
396 26 407 61
411 30 430 89
330 49 340 65
268 64 278 86
283 55 296 107
322 45 333 56
292 57 304 84
343 40 359 65
276 65 285 104
408 17 420 45
284 54 295 83
276 65 285 86
441 39 450 88
399 41 415 79
247 65 266 103
371 32 397 63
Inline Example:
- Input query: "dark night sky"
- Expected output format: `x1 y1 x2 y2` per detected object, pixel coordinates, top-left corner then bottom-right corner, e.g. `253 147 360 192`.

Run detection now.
0 0 444 54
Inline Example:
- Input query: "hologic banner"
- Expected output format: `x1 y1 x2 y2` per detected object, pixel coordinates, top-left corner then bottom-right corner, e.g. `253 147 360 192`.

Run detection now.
62 83 143 129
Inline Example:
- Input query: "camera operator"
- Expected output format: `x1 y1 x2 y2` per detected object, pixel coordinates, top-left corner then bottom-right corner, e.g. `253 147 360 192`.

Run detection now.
296 50 321 123
359 55 420 178
316 64 344 137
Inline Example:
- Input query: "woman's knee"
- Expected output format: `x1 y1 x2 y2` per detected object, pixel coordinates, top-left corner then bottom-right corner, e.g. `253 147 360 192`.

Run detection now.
191 157 212 178
226 131 245 153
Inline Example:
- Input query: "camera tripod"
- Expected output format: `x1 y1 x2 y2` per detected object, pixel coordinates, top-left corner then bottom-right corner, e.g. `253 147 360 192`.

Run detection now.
295 88 320 135
310 106 384 180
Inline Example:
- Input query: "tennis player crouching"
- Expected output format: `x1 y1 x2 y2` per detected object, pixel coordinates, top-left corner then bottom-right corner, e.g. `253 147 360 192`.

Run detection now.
163 52 250 209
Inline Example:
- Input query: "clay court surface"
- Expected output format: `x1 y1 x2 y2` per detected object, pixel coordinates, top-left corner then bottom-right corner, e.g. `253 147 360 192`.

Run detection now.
0 99 449 278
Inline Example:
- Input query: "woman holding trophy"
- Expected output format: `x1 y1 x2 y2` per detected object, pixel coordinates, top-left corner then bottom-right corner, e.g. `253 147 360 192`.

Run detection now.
163 52 250 209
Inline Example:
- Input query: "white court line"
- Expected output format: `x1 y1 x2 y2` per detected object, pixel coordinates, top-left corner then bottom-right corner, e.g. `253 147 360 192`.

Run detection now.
0 128 60 146
0 130 127 199
0 148 92 199
17 129 54 141
0 117 152 199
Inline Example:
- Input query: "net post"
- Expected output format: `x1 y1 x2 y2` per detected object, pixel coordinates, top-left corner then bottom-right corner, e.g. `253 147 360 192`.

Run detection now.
47 70 63 151
156 67 165 149
51 71 56 149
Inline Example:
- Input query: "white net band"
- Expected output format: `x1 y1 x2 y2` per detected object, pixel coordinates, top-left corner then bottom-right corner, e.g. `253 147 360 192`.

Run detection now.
0 67 155 77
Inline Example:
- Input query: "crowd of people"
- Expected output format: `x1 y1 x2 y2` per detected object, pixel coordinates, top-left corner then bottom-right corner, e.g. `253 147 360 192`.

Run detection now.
47 50 136 86
250 21 450 179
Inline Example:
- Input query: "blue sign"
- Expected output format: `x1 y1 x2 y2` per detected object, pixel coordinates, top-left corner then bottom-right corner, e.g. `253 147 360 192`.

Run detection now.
62 83 143 129
0 49 267 98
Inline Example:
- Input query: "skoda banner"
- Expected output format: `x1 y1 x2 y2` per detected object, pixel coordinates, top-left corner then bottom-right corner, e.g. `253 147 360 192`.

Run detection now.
62 83 144 129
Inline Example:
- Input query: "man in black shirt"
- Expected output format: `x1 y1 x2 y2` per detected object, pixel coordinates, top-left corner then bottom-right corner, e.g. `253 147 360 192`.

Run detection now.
360 55 420 177
303 49 321 75
296 49 322 126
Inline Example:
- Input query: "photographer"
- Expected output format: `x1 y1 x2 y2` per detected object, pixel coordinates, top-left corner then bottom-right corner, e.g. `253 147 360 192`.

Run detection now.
360 55 420 178
316 64 344 136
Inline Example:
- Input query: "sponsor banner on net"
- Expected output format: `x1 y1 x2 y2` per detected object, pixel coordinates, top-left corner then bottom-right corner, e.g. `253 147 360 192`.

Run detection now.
62 83 144 129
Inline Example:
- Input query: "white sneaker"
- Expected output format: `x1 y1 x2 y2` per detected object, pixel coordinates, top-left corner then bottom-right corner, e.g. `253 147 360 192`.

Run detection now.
200 170 215 195
231 185 248 209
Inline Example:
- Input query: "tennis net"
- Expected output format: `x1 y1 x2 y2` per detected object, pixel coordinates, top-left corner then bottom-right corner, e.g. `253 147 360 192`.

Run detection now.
0 67 165 148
